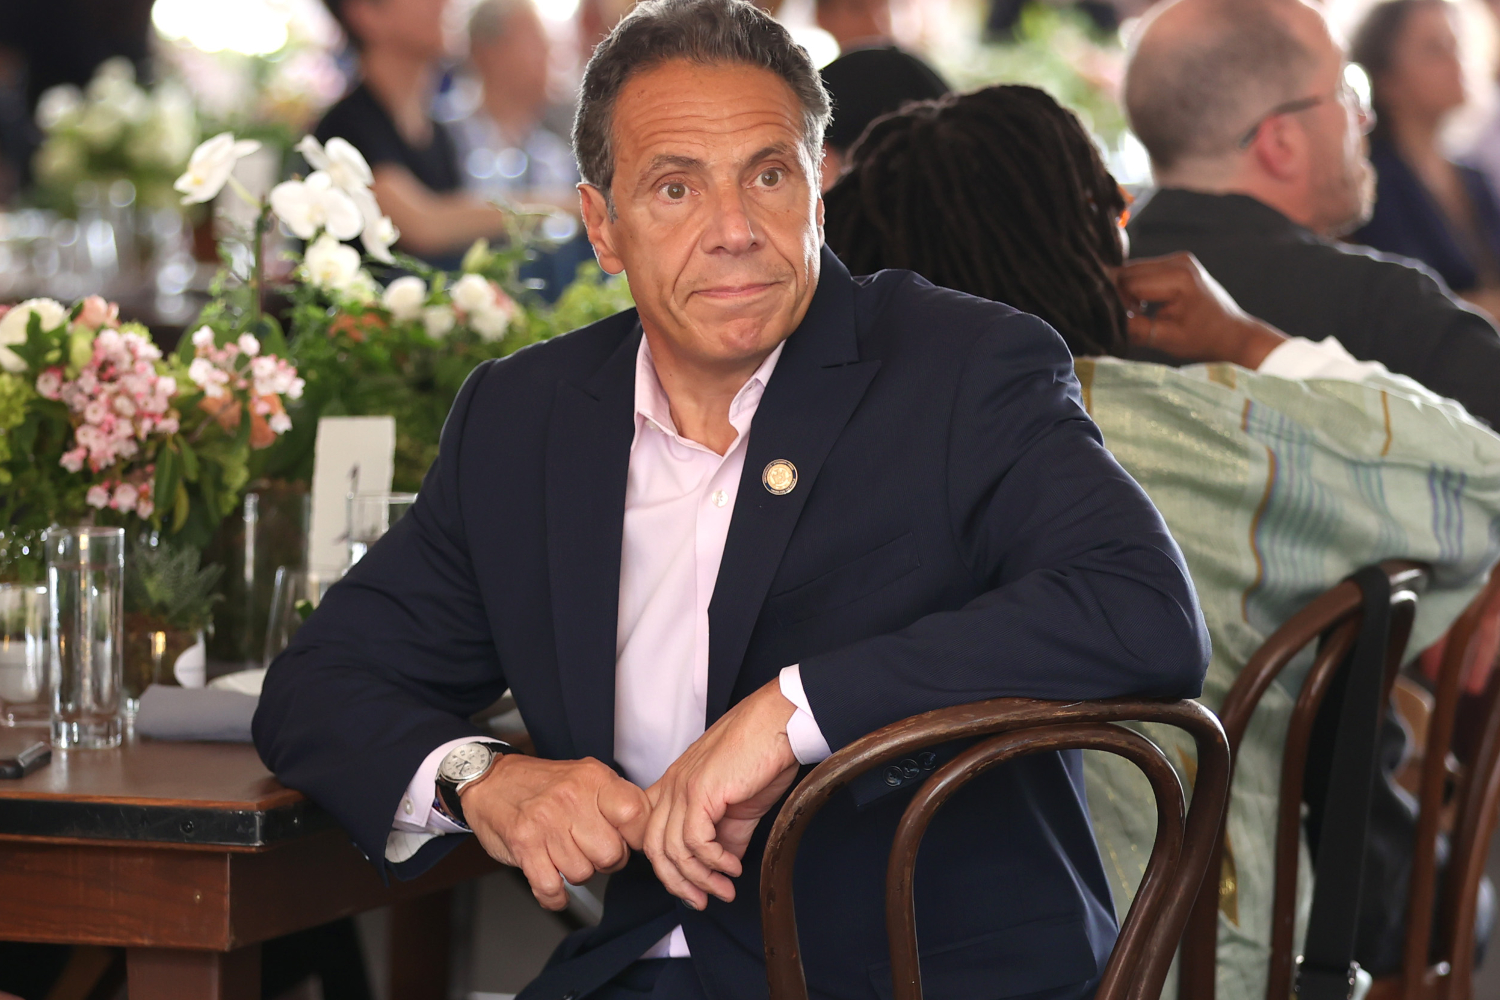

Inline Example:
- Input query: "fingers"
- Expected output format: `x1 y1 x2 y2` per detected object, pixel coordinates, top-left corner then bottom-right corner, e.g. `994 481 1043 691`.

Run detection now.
599 777 651 852
643 783 710 910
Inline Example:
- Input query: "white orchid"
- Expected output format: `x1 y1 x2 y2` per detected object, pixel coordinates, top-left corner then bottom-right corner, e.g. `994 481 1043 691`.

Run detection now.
303 233 366 294
382 276 427 322
270 171 364 241
34 85 83 132
362 214 399 264
0 298 68 373
175 132 262 206
423 305 456 338
296 136 374 196
450 273 496 314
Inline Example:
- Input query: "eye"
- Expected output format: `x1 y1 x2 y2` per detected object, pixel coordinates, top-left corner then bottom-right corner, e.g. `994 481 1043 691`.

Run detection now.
661 181 688 201
758 168 783 187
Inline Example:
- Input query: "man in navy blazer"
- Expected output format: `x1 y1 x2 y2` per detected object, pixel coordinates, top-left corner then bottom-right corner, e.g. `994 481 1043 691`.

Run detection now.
253 1 1210 997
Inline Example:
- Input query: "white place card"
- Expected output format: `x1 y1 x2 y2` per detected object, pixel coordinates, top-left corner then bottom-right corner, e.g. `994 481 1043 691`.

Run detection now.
309 416 396 577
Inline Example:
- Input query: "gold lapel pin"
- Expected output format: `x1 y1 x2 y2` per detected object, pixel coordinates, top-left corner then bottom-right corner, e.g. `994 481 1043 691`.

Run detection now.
763 459 798 496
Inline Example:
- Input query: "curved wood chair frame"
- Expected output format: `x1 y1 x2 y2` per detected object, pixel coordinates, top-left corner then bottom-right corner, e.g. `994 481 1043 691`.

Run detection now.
760 697 1231 1000
1370 567 1500 1000
1177 561 1428 1000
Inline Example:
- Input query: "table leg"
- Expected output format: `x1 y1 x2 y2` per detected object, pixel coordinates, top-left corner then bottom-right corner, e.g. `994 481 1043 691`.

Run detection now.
389 889 453 1000
126 944 261 1000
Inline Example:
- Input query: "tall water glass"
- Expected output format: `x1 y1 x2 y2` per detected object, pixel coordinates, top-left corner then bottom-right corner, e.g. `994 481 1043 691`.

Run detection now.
0 583 48 726
46 527 124 749
346 493 416 569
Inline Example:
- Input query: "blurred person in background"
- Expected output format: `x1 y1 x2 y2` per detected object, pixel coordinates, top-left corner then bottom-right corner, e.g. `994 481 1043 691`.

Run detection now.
451 0 594 299
452 0 578 208
815 0 895 51
1350 0 1500 315
318 0 510 265
1124 0 1500 429
823 82 1500 999
817 45 948 189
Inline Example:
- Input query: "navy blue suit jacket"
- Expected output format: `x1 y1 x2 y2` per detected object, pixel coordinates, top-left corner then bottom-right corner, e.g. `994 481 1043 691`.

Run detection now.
253 247 1209 1000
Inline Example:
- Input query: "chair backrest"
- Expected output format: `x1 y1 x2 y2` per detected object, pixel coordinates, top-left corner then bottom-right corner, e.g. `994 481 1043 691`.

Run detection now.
1373 568 1500 1000
1177 561 1427 1000
759 697 1231 1000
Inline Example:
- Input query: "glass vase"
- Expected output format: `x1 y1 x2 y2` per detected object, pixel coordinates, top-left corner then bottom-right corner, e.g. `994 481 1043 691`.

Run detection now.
46 526 124 749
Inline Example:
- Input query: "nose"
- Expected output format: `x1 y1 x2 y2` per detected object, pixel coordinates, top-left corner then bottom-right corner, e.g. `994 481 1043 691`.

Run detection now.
704 187 761 256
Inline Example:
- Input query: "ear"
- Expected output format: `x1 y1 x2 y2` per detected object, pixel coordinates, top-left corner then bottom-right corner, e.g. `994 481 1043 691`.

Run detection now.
579 183 626 275
815 192 826 243
1247 114 1306 184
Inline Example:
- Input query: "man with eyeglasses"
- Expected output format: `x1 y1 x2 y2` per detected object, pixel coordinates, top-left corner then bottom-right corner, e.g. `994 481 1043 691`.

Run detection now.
1123 0 1500 430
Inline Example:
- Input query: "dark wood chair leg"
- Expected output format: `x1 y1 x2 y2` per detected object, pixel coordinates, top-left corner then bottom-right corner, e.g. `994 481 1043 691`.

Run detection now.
388 889 453 1000
126 945 261 1000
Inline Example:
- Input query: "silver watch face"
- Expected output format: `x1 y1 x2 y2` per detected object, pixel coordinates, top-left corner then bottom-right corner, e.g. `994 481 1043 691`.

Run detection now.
439 743 494 783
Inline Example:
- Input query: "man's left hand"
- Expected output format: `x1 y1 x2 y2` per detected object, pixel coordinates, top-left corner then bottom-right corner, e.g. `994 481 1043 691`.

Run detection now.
644 679 801 909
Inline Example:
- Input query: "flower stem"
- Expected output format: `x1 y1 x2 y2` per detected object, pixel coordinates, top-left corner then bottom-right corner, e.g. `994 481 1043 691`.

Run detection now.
251 203 271 327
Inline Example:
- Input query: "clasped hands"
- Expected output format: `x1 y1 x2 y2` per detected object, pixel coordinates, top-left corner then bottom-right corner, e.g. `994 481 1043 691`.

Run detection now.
458 679 801 911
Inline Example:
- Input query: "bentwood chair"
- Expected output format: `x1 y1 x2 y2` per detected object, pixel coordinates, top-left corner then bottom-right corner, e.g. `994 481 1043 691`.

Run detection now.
1368 568 1500 1000
1178 561 1428 1000
759 697 1232 1000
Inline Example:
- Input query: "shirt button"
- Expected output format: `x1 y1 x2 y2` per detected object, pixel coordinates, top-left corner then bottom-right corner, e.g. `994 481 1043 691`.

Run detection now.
402 798 413 815
712 490 728 507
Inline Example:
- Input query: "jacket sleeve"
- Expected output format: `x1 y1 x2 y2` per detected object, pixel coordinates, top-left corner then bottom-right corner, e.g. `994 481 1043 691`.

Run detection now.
1352 254 1500 429
798 313 1211 751
252 360 506 876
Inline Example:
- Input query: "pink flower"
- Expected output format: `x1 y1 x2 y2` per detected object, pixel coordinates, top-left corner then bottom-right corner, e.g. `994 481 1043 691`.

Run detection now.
156 415 179 436
85 485 110 508
135 499 154 519
35 369 62 399
112 483 138 513
59 448 85 472
112 395 136 417
269 412 292 435
73 295 120 332
83 399 107 424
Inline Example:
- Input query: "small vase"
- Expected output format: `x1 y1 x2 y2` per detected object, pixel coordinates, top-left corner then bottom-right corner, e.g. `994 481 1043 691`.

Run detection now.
122 616 205 718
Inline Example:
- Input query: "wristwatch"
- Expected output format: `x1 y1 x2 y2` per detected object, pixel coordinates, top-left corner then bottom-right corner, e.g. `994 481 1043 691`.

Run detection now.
435 740 517 828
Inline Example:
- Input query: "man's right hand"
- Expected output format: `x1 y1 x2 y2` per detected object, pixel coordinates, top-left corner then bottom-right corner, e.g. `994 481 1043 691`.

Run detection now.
458 755 650 910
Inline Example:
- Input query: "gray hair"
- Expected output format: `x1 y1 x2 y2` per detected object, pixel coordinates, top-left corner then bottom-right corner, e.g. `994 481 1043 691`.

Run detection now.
1124 0 1318 171
572 0 831 205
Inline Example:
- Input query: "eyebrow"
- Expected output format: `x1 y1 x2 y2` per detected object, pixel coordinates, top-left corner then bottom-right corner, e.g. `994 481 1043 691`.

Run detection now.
634 143 804 193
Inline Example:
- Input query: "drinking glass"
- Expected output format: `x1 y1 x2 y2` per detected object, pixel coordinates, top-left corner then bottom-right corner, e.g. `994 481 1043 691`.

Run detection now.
346 493 416 569
262 567 335 668
0 583 49 726
46 527 124 749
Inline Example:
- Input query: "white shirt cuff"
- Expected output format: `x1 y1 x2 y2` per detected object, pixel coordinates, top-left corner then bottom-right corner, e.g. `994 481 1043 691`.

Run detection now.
1257 336 1391 382
779 665 833 765
384 737 476 862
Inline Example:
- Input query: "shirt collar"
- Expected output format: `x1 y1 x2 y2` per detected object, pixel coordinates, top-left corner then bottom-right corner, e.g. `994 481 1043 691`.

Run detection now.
634 334 786 444
1131 188 1314 242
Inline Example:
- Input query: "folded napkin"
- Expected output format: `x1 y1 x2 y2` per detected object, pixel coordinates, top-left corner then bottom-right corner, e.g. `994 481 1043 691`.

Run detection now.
209 667 266 696
134 684 258 743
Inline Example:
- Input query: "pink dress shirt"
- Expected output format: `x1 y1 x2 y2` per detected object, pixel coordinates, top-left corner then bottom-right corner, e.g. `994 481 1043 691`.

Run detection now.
388 335 833 958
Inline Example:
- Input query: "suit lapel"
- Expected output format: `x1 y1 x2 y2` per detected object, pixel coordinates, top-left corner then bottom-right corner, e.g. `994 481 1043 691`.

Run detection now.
545 321 641 766
706 249 880 723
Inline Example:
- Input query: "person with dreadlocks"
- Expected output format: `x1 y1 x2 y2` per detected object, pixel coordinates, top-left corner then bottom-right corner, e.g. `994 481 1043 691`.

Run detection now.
824 83 1500 1000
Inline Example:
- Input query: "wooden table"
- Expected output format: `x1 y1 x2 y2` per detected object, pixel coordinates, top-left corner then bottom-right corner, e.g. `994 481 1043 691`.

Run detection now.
0 731 498 999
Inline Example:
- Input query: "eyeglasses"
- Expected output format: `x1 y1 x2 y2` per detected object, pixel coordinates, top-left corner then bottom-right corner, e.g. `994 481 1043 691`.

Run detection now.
1237 63 1376 149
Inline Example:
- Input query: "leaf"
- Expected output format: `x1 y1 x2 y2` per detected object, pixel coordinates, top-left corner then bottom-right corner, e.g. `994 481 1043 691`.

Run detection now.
154 449 178 517
178 439 200 481
173 481 190 532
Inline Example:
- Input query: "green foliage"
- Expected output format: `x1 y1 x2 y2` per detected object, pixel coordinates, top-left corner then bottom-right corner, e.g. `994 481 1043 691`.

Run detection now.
259 241 633 492
124 536 224 631
0 373 34 487
934 2 1128 149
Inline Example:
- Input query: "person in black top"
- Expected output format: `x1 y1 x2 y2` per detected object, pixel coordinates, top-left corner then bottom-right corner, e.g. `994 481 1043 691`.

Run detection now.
319 0 510 262
1122 0 1500 429
817 46 948 190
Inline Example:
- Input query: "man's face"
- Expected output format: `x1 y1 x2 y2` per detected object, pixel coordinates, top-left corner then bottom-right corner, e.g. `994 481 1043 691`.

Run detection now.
580 60 824 373
1300 24 1376 236
473 7 551 113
